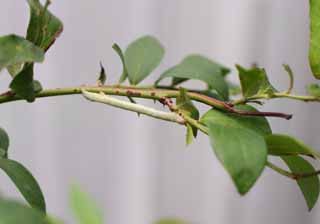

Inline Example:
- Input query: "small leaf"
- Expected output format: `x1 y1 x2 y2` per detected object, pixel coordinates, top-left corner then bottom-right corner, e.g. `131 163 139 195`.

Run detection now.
309 0 320 79
124 36 164 85
283 64 294 93
266 134 317 157
282 155 320 210
236 65 277 98
177 88 199 140
70 185 103 224
0 34 44 72
307 83 320 97
97 62 106 86
112 43 128 84
0 127 10 158
186 124 194 145
201 104 272 137
10 64 36 102
206 122 267 194
156 55 229 100
26 0 63 51
33 80 43 93
0 159 46 212
171 77 188 86
0 200 48 224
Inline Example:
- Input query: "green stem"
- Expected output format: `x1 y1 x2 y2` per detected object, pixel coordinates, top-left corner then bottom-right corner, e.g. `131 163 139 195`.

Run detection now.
183 116 209 135
232 92 320 105
82 90 185 124
267 161 320 180
267 161 296 179
0 85 291 119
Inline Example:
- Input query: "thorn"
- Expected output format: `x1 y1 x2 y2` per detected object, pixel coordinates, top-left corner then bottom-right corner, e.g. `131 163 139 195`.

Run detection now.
97 61 106 86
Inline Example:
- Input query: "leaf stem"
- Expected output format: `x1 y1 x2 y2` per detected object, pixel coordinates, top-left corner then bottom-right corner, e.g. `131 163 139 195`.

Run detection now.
267 161 320 180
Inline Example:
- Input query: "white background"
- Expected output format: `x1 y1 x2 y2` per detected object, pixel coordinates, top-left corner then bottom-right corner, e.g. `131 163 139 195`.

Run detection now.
0 0 320 223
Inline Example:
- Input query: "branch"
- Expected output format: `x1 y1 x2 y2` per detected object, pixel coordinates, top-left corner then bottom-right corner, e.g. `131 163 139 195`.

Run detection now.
0 85 292 119
232 92 320 105
81 90 185 124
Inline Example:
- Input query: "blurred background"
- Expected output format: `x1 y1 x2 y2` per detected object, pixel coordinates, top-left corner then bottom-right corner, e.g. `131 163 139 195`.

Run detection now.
0 0 319 223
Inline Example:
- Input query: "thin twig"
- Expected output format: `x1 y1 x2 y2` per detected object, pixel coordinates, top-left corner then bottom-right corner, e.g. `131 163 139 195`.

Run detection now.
0 85 291 119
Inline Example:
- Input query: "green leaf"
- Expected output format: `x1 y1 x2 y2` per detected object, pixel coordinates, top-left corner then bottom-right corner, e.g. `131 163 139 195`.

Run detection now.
228 81 242 96
70 185 103 224
200 105 270 194
124 36 164 85
112 43 128 84
33 80 43 93
26 0 63 51
309 0 320 79
186 124 194 145
176 88 199 142
0 34 44 72
46 216 64 224
10 64 36 102
236 65 277 98
0 127 9 158
155 219 189 224
0 159 46 212
266 134 317 157
307 83 320 97
282 155 320 210
283 64 294 93
206 122 267 195
0 200 48 224
9 0 63 101
201 104 272 137
156 55 229 100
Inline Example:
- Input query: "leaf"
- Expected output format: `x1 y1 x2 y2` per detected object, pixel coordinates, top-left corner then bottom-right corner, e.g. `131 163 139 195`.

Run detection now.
283 64 294 93
156 55 229 100
46 216 64 224
0 127 9 158
201 105 269 194
186 124 194 145
282 155 320 210
112 43 128 84
26 0 63 51
70 185 103 224
0 34 44 72
9 0 63 101
309 0 320 79
124 36 164 85
97 62 106 85
228 81 242 96
10 64 36 102
266 134 317 157
177 88 199 142
201 104 272 137
0 200 48 224
236 65 277 98
206 122 267 194
307 83 320 97
0 159 46 212
155 219 189 224
33 80 43 93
